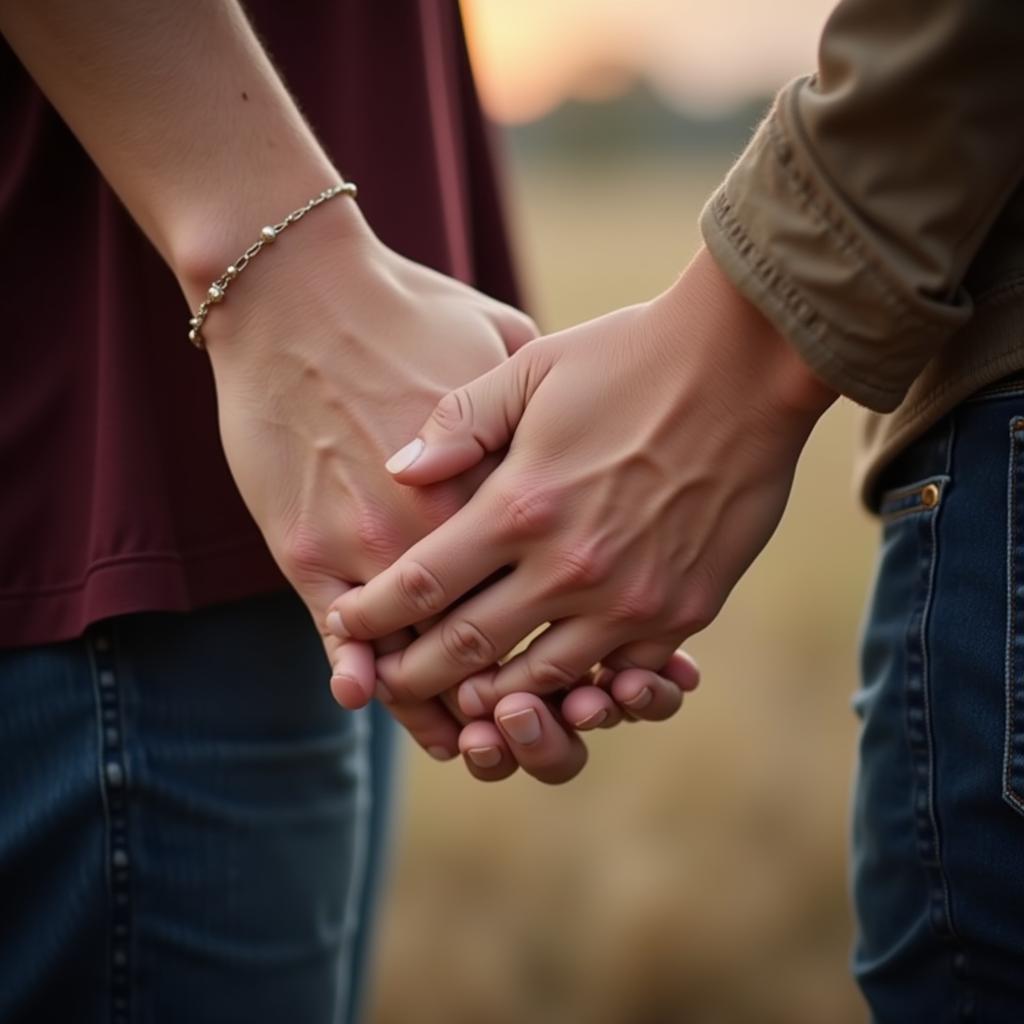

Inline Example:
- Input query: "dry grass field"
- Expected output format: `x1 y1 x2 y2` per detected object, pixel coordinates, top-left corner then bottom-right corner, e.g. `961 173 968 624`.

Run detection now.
367 151 877 1024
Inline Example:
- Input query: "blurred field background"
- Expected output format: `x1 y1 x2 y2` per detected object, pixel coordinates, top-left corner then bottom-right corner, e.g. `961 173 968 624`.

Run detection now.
369 3 876 1022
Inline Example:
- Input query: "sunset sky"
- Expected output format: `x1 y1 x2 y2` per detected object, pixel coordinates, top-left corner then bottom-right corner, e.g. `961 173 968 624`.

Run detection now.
462 0 836 123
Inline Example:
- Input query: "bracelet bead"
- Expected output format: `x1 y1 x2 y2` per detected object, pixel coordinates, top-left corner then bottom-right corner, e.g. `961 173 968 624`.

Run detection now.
186 180 357 349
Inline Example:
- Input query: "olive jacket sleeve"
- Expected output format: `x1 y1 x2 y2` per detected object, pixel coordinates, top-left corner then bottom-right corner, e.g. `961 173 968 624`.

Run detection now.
701 0 1024 412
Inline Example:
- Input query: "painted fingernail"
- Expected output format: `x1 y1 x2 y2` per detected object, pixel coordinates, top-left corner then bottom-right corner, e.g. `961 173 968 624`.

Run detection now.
426 745 455 762
466 746 502 768
385 437 425 475
326 610 347 638
498 707 541 746
575 708 608 730
458 680 486 718
375 680 394 704
623 686 653 711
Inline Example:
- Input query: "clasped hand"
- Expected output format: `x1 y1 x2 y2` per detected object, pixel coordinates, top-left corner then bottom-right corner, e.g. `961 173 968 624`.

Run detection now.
207 201 703 785
326 247 834 783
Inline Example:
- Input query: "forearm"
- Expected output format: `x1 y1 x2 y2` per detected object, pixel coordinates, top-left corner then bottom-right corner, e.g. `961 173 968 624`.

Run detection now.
0 0 344 301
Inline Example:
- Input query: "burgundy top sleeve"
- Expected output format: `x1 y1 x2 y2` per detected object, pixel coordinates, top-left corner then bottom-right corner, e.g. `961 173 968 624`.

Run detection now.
0 0 521 648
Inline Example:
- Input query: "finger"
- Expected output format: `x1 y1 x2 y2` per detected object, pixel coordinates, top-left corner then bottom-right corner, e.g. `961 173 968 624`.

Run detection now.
329 639 377 709
455 664 618 724
607 669 684 722
493 693 588 785
386 698 462 763
298 576 378 706
559 685 623 731
327 497 510 642
658 648 702 692
372 572 563 702
602 641 700 719
383 344 545 486
374 628 462 763
601 637 684 716
492 617 632 700
457 719 519 782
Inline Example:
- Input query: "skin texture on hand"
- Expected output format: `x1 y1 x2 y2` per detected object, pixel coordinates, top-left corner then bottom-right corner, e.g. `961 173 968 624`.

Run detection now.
0 0 692 783
328 247 837 713
203 199 537 761
204 199 688 782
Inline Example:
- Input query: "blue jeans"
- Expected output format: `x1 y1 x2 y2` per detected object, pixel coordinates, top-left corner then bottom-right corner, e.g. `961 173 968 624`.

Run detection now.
0 590 395 1024
855 381 1024 1021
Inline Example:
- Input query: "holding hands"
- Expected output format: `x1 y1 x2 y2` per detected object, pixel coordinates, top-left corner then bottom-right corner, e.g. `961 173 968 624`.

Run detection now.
205 200 697 783
325 247 835 782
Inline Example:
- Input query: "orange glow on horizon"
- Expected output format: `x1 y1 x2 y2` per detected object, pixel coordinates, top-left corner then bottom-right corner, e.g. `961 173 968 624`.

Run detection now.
462 0 836 124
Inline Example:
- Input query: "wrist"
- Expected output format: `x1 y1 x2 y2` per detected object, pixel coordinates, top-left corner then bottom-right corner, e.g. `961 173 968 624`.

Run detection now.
171 169 366 310
662 247 837 430
179 187 376 360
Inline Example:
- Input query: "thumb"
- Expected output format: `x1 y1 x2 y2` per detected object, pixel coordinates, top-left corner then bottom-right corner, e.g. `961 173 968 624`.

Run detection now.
386 348 539 486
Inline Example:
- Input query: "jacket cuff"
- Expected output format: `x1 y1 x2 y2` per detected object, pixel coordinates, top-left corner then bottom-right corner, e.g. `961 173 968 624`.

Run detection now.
699 77 968 414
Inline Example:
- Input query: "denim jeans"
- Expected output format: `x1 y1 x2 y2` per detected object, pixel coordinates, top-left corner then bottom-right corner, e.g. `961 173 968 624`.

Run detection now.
855 381 1024 1021
0 590 395 1024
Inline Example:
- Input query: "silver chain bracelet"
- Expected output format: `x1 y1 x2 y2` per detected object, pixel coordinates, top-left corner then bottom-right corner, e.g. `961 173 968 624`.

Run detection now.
187 180 358 349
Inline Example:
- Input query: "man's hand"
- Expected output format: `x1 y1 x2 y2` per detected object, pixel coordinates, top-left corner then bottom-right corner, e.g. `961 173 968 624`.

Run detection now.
327 247 836 707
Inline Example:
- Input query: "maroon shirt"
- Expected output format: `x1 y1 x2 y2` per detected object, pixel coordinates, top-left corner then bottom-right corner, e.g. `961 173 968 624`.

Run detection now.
0 1 519 648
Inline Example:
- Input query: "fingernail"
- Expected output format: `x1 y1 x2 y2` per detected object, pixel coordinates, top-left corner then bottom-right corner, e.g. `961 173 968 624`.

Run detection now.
498 707 541 746
375 680 394 704
330 673 359 705
458 680 486 718
326 610 347 638
575 708 608 730
385 437 425 475
623 686 653 711
426 744 455 762
466 746 502 768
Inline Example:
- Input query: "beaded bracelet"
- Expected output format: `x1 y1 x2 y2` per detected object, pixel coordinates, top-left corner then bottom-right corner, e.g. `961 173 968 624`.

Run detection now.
187 180 358 349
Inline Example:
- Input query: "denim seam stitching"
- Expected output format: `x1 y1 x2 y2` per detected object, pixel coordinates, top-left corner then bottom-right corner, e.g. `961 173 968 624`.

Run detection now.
1003 420 1024 814
919 421 960 939
87 625 134 1024
87 636 115 1009
333 710 373 1020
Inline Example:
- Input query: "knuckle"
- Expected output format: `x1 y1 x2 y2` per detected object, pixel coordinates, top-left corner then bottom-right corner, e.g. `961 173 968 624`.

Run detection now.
279 522 330 584
607 578 667 624
526 657 578 693
496 483 559 540
431 390 468 433
340 598 379 641
352 504 402 567
671 589 717 637
441 619 497 668
549 542 610 591
397 560 446 615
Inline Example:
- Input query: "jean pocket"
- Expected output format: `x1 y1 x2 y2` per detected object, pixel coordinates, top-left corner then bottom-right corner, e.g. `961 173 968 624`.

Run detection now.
1004 417 1024 816
878 475 948 525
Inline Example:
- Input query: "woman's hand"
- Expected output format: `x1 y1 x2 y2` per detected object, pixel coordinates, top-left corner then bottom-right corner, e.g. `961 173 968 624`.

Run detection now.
327 247 836 708
201 199 536 760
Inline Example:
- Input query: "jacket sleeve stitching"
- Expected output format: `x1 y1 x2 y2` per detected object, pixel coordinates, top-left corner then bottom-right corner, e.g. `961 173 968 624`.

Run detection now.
765 95 928 332
707 189 906 403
